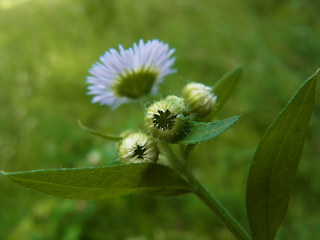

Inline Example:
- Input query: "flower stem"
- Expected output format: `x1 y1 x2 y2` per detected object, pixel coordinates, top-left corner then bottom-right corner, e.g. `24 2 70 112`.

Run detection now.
139 95 148 111
158 142 251 240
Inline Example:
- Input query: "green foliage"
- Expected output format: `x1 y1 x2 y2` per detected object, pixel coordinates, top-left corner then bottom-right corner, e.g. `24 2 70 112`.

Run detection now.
211 66 243 118
2 163 192 199
1 0 320 239
246 69 319 240
177 116 239 144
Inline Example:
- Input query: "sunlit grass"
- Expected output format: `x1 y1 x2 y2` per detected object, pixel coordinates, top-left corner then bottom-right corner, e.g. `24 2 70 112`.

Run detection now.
0 0 32 10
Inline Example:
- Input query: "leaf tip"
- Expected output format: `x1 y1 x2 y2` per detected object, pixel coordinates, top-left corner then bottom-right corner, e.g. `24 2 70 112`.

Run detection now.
307 68 320 85
234 65 244 73
78 119 85 129
313 68 320 79
228 65 243 79
231 115 241 123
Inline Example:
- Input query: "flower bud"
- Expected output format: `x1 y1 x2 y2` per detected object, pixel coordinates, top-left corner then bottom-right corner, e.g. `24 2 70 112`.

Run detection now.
119 132 159 163
182 82 217 117
145 95 185 142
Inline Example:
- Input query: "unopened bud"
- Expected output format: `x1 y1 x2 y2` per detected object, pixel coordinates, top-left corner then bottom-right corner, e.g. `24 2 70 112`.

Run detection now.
182 82 217 117
145 96 185 142
119 132 159 163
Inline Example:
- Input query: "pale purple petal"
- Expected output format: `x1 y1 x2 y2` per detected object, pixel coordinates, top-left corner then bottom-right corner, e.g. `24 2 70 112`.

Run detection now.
87 39 176 109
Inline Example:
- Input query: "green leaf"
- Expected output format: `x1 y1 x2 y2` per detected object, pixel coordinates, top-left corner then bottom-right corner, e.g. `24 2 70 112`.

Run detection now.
211 66 243 117
177 116 239 144
78 120 122 141
1 163 192 200
246 69 319 240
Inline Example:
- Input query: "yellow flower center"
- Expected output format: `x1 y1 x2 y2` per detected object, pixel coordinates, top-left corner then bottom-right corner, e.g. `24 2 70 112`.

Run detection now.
112 67 159 99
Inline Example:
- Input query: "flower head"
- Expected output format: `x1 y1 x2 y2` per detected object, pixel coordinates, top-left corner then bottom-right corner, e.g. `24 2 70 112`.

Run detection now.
145 96 185 142
182 82 217 118
119 132 159 163
87 39 176 108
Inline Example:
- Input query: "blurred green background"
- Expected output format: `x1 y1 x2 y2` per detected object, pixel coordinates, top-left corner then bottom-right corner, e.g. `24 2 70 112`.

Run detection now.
1 0 319 239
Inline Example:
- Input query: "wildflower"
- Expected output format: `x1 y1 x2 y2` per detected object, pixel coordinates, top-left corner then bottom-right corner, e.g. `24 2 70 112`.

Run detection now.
87 39 176 108
182 82 217 117
145 96 185 142
119 132 159 163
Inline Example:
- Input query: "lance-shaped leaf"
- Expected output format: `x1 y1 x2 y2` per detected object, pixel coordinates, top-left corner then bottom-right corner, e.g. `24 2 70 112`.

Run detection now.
1 163 192 200
177 116 239 144
211 66 243 118
246 69 319 240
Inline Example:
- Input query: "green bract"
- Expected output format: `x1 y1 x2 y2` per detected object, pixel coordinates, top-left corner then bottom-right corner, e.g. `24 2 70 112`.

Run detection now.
211 66 243 118
177 116 239 144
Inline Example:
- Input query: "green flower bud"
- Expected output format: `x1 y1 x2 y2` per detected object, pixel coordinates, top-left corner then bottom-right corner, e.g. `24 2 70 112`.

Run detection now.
119 132 159 163
182 82 217 117
145 95 185 142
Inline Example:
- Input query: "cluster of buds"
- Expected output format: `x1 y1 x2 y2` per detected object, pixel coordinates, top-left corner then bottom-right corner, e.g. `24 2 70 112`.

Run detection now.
119 83 217 164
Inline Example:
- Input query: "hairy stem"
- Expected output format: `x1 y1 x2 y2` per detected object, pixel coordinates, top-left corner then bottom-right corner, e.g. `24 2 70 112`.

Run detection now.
159 142 251 240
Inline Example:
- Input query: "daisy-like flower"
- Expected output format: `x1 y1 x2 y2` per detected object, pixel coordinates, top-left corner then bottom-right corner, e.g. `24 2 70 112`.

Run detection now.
87 39 176 108
119 132 159 163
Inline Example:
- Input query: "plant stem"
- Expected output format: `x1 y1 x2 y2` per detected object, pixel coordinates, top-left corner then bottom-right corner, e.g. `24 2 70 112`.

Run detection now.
139 96 147 112
158 142 251 240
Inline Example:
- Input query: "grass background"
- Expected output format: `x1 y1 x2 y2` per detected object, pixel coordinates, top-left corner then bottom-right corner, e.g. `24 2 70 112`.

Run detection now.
0 0 319 239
